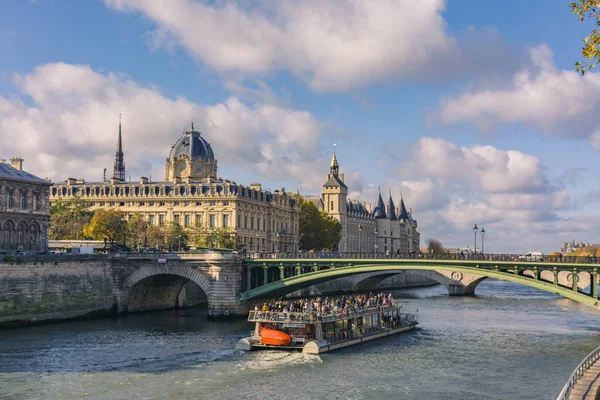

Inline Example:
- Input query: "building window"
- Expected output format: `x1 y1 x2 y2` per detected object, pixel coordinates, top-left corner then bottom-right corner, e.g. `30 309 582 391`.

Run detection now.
159 214 165 226
195 215 202 226
263 219 266 231
244 216 248 229
331 201 334 211
184 214 191 227
237 215 241 228
20 193 26 209
223 201 229 206
251 216 254 230
209 214 216 228
223 214 229 227
149 201 154 206
184 201 190 206
209 201 216 206
160 202 165 206
211 187 216 194
149 215 155 225
174 214 180 222
33 194 39 210
257 218 260 231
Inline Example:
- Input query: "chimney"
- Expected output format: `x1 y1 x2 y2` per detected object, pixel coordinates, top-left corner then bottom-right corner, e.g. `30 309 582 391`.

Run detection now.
10 157 23 171
139 177 149 184
66 177 77 185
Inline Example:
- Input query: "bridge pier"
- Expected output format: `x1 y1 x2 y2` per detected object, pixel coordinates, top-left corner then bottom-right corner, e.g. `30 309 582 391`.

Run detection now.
428 271 487 296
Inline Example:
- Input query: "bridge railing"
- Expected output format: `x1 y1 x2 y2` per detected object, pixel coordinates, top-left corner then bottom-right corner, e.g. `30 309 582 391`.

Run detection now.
247 252 600 264
557 344 600 400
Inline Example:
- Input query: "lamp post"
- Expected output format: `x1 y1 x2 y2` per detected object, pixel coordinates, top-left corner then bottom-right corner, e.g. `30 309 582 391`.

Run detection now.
276 232 280 253
472 224 478 256
210 227 214 250
374 228 378 253
143 223 148 252
481 227 485 255
256 233 260 253
358 224 362 255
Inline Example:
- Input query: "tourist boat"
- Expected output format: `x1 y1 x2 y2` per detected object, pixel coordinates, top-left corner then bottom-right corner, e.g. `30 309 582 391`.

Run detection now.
235 303 418 354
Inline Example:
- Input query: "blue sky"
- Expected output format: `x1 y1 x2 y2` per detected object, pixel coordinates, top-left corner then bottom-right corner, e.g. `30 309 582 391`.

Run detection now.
1 0 599 253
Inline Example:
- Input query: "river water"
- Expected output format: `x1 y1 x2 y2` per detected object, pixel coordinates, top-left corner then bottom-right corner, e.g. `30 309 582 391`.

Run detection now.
1 280 600 400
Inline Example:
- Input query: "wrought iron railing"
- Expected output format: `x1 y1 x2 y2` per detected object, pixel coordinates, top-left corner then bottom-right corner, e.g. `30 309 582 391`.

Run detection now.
247 252 600 264
557 344 600 400
248 304 405 323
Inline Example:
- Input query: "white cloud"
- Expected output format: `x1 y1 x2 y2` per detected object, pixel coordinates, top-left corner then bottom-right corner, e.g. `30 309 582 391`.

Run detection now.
105 0 461 91
0 62 326 188
437 44 600 145
345 136 579 253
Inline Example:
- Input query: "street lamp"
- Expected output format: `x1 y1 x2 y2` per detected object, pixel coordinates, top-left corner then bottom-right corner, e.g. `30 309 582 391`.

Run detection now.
472 224 478 256
374 228 378 253
256 233 260 252
481 227 485 255
276 232 280 253
358 224 362 254
143 222 148 252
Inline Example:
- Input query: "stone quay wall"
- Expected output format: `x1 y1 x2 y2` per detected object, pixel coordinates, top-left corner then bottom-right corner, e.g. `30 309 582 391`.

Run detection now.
0 256 114 326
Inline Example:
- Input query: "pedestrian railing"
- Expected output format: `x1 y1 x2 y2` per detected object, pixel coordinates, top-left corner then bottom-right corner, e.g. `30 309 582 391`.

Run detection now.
557 344 600 400
248 252 600 264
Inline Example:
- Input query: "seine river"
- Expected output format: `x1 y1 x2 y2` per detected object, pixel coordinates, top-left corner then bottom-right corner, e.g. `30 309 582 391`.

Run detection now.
1 280 600 400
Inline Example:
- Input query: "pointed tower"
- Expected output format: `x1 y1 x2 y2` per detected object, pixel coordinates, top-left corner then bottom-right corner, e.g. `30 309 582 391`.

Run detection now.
322 144 348 250
398 193 409 221
373 188 387 219
388 189 398 220
112 115 125 182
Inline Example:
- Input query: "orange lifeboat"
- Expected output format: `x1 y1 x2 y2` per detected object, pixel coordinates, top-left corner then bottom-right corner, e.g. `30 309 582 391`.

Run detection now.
260 328 292 346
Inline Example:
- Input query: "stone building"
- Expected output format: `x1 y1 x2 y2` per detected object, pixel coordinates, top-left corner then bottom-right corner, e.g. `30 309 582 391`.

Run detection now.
0 158 51 253
49 121 299 252
307 151 420 254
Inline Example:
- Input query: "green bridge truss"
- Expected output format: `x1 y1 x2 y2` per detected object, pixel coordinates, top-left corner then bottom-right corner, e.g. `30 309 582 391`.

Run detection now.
240 258 600 309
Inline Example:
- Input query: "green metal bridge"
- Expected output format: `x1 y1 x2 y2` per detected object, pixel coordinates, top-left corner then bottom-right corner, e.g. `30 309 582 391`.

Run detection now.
240 254 600 309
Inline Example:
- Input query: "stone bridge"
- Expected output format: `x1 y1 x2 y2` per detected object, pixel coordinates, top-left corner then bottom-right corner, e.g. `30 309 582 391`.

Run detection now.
0 252 246 326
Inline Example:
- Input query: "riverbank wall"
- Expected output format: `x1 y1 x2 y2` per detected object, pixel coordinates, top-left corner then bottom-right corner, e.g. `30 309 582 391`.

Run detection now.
0 258 115 327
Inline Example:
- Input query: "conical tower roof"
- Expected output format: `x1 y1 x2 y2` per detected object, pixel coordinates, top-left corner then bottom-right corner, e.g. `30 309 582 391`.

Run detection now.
373 188 387 219
388 190 398 220
398 195 409 220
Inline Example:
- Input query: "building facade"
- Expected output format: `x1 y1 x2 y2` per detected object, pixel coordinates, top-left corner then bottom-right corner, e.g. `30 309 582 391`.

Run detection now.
307 152 420 254
50 122 299 253
0 158 51 253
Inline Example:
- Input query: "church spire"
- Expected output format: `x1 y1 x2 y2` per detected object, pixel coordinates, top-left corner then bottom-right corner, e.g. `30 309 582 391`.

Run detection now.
388 188 398 220
112 114 125 181
330 143 339 175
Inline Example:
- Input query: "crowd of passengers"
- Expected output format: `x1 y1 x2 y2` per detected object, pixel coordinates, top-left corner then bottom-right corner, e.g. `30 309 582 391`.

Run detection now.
254 292 395 315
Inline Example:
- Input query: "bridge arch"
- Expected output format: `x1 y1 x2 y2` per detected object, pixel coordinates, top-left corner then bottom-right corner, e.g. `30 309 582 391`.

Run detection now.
240 261 600 310
122 266 213 313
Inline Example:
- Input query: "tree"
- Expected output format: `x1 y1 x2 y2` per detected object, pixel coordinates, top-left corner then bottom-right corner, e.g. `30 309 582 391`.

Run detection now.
165 221 188 251
299 200 325 251
83 208 127 249
49 198 93 240
321 212 342 251
126 213 148 251
571 1 600 74
426 239 444 254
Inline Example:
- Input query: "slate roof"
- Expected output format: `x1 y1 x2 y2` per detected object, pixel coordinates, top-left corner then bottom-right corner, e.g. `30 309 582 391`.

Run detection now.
323 174 347 188
373 191 387 219
169 127 215 160
398 197 409 220
0 162 49 185
388 194 398 220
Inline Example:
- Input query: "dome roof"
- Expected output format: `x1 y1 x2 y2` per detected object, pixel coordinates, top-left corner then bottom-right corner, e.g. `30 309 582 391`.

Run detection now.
169 126 215 160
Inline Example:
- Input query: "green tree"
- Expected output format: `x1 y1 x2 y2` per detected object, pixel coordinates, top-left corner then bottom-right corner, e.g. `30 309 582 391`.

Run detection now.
165 221 188 251
571 0 600 74
426 239 444 254
321 212 342 251
299 200 325 251
127 213 148 251
83 208 127 248
49 198 93 240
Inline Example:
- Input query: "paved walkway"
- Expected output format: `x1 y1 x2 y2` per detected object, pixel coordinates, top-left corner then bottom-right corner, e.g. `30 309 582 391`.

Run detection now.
569 364 600 400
